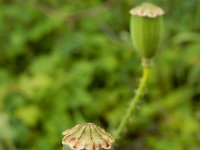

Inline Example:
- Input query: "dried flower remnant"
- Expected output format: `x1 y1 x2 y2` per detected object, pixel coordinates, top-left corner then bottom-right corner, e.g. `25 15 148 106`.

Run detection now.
62 123 114 150
130 2 164 18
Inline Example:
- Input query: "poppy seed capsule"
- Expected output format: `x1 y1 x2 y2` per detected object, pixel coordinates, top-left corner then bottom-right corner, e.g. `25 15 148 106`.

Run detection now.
62 123 114 150
130 3 164 65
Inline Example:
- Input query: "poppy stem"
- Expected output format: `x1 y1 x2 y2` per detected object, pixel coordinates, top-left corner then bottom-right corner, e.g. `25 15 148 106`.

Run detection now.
114 66 151 140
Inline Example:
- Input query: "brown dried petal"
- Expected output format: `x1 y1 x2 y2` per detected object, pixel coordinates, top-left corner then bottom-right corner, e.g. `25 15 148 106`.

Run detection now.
62 123 114 150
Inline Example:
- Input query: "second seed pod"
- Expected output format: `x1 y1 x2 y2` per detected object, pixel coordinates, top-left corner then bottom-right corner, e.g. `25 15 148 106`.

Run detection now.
130 3 165 60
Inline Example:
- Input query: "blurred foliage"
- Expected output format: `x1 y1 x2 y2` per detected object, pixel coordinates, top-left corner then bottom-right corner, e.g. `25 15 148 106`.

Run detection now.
0 0 200 150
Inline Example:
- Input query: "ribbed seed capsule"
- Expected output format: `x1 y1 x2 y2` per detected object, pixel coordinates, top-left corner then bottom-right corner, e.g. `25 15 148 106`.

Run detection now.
130 3 164 65
62 123 114 150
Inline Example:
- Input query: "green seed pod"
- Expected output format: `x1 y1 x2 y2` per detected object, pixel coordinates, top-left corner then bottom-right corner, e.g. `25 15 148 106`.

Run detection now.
130 3 164 66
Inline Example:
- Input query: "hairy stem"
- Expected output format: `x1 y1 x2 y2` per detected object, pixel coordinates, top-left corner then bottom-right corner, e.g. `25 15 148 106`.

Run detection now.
114 67 151 140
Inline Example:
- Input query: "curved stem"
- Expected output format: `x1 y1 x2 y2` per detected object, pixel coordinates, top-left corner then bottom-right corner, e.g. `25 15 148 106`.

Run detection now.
114 67 151 140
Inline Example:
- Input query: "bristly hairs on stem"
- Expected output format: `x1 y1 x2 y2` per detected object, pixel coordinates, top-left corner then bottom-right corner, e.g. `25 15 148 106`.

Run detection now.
114 66 151 140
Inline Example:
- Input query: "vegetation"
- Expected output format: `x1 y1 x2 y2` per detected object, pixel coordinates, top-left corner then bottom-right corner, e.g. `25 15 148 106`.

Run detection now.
0 0 200 150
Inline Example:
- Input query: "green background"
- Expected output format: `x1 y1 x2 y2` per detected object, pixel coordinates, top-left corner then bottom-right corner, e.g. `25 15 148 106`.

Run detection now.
0 0 200 149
